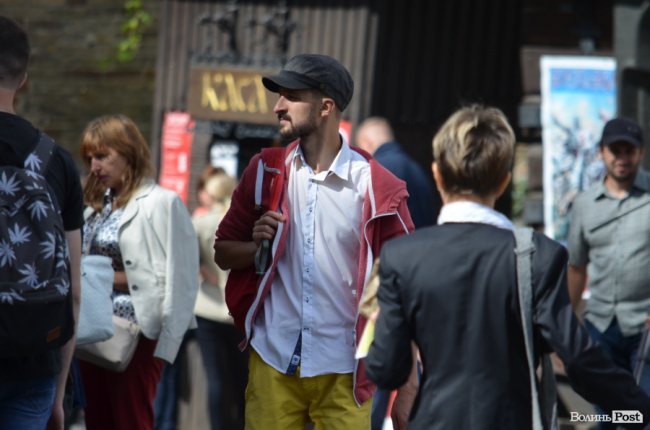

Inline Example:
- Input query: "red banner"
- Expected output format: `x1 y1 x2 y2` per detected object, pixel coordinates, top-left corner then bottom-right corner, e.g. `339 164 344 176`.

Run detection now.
159 112 194 204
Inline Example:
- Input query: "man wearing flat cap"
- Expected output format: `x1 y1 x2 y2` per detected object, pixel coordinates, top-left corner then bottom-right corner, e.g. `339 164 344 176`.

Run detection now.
214 53 414 429
568 117 650 425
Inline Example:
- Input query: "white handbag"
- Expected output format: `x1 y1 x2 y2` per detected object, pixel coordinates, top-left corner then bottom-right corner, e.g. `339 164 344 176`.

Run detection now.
76 315 141 372
76 218 115 346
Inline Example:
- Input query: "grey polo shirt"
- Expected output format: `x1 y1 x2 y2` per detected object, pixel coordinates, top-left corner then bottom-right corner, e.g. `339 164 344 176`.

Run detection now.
568 173 650 336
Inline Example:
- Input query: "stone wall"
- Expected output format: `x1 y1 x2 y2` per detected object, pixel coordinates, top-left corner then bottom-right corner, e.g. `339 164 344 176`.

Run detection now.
4 0 159 168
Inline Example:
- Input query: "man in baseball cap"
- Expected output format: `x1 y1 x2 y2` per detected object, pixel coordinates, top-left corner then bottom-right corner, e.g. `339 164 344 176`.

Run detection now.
568 115 650 424
214 53 414 429
597 117 645 184
600 117 644 148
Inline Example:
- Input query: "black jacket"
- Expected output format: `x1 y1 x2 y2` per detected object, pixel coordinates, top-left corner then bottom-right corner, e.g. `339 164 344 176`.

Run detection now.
366 223 650 429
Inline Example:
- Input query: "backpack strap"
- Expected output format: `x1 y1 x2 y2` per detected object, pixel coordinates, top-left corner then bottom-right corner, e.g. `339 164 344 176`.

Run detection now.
254 147 287 275
26 133 56 176
25 133 63 217
254 147 287 210
514 227 558 430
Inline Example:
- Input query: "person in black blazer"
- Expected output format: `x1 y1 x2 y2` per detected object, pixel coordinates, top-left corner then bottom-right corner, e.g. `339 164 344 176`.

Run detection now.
365 105 650 429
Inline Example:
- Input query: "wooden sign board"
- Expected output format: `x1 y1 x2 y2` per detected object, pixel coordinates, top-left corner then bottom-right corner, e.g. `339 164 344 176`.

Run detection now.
187 66 279 124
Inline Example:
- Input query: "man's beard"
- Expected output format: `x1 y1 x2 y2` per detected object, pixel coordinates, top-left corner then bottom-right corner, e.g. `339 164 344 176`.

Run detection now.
279 115 318 141
607 168 638 183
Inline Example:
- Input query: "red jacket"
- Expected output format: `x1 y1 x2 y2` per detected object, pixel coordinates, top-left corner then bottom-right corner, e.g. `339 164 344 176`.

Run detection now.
215 140 414 404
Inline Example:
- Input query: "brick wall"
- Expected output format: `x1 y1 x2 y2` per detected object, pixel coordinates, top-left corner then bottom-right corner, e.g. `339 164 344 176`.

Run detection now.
4 0 159 169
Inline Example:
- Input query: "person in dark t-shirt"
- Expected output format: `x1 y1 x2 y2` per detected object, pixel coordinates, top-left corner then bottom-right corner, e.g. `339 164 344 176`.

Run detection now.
356 117 441 229
0 16 83 430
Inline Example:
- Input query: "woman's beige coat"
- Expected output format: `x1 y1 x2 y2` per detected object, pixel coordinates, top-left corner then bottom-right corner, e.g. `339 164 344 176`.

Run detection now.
116 179 199 363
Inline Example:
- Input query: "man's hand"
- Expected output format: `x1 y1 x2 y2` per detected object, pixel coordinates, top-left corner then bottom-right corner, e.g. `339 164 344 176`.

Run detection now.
567 264 587 313
391 342 420 429
252 211 285 246
391 381 417 430
214 210 285 270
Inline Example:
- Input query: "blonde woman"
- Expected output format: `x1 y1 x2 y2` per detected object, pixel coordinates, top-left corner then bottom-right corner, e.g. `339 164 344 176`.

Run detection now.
78 114 199 430
193 165 225 218
366 105 650 429
191 171 246 429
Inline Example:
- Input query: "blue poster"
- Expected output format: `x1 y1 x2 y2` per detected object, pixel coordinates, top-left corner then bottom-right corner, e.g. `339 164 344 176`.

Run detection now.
541 56 617 243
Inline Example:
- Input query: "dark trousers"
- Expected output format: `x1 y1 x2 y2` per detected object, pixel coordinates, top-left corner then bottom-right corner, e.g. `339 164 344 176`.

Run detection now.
196 317 248 430
153 331 193 430
584 318 649 429
371 389 390 430
0 376 56 430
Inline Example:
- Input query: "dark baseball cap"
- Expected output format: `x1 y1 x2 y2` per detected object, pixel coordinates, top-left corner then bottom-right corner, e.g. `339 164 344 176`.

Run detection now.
600 117 644 147
262 54 354 111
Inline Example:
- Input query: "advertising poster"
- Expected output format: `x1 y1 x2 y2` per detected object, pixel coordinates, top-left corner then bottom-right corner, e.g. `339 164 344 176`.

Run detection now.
541 56 616 243
210 140 239 178
159 112 194 204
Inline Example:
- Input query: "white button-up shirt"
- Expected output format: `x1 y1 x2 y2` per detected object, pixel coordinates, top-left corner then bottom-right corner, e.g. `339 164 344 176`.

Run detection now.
251 139 371 377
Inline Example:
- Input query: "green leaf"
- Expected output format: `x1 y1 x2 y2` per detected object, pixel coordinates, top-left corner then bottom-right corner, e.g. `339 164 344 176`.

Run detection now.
113 0 153 63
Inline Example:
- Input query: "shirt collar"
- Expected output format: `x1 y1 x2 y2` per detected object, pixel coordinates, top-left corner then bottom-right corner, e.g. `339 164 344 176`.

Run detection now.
592 180 608 199
635 168 650 192
291 133 351 181
593 171 650 200
437 201 514 231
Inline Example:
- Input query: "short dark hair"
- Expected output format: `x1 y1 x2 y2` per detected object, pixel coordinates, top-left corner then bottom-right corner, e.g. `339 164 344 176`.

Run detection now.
0 16 30 90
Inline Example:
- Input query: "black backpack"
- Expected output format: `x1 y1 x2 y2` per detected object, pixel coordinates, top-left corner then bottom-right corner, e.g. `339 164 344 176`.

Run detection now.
0 133 74 356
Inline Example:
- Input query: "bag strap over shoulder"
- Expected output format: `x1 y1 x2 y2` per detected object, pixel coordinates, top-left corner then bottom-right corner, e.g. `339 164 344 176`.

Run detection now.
254 147 287 210
514 227 558 430
254 147 287 275
28 133 56 176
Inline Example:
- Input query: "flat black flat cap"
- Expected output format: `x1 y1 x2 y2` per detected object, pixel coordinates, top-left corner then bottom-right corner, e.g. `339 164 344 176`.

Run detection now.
262 53 354 111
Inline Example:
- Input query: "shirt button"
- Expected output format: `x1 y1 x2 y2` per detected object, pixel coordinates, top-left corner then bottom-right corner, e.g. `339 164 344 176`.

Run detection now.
125 260 132 265
131 285 138 290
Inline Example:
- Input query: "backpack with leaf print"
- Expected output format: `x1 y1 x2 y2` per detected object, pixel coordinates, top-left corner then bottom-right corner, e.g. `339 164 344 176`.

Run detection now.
0 133 73 356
